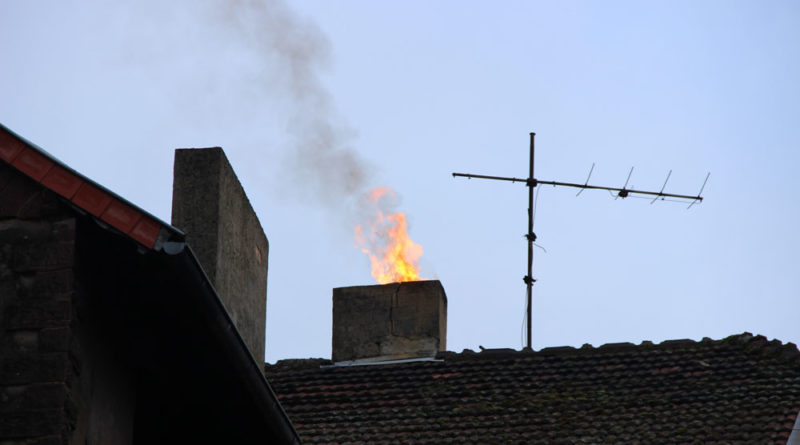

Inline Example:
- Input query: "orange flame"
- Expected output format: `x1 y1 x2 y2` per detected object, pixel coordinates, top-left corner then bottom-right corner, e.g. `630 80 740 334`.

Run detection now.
355 187 424 284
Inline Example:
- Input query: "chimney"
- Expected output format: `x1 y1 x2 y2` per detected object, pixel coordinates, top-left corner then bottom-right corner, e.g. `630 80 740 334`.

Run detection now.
171 147 268 364
332 280 447 363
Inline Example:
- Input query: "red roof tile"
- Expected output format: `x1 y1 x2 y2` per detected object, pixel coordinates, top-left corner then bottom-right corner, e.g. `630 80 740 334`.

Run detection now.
12 148 54 182
0 123 182 250
72 182 113 217
128 216 162 249
41 164 83 199
101 198 144 234
0 129 26 162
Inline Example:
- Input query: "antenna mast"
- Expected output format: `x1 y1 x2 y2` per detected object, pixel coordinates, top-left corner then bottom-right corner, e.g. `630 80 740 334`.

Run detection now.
453 132 708 350
525 133 535 351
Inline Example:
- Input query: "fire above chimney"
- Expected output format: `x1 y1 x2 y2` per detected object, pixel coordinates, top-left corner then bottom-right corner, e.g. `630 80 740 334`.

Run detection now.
332 280 447 363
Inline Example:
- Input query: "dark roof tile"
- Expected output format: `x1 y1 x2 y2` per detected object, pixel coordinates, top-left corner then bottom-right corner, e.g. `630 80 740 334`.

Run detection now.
266 333 800 443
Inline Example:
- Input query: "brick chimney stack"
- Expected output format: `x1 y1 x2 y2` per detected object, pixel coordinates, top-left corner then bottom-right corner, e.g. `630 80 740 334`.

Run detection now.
171 147 268 364
332 280 447 363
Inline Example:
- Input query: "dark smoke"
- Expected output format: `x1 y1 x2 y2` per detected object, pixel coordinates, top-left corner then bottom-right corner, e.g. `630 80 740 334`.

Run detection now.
215 0 371 205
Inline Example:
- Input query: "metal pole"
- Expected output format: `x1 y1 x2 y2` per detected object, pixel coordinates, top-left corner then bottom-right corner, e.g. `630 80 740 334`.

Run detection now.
526 132 535 349
452 131 706 352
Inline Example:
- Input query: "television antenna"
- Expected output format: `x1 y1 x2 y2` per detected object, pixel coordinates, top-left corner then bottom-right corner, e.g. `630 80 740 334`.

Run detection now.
453 132 709 350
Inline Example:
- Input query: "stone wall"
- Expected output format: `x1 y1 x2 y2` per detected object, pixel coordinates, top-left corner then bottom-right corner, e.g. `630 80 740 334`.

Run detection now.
0 162 79 444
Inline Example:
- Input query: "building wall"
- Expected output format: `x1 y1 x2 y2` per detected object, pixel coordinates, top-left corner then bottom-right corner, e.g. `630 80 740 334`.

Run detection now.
0 162 80 444
0 163 136 445
1 145 291 443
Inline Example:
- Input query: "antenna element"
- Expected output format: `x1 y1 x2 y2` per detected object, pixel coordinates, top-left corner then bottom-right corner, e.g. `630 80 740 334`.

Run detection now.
452 132 707 350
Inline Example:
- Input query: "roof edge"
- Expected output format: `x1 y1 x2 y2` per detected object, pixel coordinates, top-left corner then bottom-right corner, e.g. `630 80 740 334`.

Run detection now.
177 245 300 443
0 122 184 250
266 332 800 368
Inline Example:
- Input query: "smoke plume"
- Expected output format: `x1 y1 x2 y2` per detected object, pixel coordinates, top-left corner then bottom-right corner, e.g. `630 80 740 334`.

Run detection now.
213 0 370 205
191 0 425 281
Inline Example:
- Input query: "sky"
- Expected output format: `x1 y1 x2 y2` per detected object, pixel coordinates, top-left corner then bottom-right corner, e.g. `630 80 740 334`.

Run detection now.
1 1 798 363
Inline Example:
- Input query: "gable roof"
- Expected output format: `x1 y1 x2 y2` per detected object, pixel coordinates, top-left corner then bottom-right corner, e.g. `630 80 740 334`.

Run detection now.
265 333 800 444
0 123 300 443
0 123 183 250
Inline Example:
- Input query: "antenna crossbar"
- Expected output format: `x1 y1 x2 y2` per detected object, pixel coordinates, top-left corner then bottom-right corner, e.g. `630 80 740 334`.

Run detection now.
452 133 707 351
452 173 704 202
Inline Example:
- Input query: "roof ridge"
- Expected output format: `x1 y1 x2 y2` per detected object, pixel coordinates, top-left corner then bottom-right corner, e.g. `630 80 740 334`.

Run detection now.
267 358 332 369
722 332 800 366
264 333 800 369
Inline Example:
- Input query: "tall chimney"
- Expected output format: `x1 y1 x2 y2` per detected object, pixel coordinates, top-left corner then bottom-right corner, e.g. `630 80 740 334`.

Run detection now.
171 147 268 364
332 280 447 363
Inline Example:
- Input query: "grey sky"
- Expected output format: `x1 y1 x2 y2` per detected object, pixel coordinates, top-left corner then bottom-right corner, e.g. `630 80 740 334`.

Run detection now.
2 1 798 362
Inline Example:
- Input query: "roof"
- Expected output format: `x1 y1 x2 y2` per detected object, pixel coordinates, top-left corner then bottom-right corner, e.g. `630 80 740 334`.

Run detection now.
265 333 800 444
0 123 300 443
0 123 183 249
